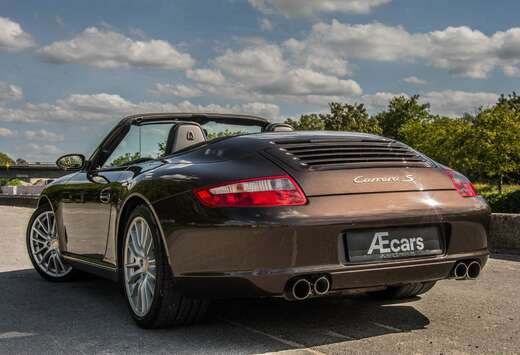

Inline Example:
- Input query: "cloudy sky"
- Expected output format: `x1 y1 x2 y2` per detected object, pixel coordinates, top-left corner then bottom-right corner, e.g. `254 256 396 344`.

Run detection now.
1 0 519 161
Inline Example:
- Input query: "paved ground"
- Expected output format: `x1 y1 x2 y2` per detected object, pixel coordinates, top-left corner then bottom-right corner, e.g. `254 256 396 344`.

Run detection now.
0 206 519 355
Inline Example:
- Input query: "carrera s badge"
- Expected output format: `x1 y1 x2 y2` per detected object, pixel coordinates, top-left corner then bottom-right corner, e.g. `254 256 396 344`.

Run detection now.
353 175 415 183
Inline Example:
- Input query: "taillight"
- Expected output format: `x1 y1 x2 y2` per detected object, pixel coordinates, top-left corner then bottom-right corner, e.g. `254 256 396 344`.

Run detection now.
443 169 478 197
194 176 307 208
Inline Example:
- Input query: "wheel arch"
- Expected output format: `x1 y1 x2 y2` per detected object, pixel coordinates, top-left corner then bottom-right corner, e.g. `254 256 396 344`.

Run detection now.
37 195 54 211
116 193 171 271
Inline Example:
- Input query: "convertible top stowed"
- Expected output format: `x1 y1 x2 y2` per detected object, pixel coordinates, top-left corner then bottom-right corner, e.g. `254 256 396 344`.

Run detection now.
121 112 270 127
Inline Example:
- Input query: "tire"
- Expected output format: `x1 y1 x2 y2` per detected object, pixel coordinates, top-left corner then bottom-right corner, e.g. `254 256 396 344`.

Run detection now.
368 281 437 300
26 204 77 282
120 205 209 328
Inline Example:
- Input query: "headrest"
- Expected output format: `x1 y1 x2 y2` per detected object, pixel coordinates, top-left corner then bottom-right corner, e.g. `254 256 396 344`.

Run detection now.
166 123 207 154
265 123 294 132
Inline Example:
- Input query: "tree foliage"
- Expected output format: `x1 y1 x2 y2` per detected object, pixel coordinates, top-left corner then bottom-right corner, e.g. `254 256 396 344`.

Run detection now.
0 152 14 167
322 102 381 134
374 95 431 139
469 104 520 192
285 102 380 134
285 114 324 131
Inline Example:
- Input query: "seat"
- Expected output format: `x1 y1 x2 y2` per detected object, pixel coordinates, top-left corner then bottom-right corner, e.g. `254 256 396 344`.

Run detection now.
166 122 207 154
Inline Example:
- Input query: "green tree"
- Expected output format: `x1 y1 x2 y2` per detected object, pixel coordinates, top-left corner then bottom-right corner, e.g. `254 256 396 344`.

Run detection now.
0 152 14 167
375 95 431 140
399 116 475 175
284 114 325 131
322 102 382 134
469 104 520 192
206 129 246 140
497 91 520 113
110 152 141 167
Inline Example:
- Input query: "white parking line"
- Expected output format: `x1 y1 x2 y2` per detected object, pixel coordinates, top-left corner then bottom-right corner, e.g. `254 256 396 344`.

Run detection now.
223 319 326 355
0 331 35 339
324 330 355 340
372 322 402 332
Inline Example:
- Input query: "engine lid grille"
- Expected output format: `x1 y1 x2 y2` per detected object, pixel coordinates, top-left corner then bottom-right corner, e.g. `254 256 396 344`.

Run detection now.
271 138 432 170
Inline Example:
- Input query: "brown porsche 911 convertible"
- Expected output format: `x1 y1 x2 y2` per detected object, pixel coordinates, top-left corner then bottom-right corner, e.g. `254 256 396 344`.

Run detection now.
26 113 490 328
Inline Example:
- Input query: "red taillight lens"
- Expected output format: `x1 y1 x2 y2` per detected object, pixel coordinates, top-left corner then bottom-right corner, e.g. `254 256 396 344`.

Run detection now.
194 176 307 208
443 169 478 197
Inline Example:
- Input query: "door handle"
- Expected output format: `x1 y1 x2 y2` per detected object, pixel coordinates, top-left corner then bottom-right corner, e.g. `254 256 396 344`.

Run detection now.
100 188 112 204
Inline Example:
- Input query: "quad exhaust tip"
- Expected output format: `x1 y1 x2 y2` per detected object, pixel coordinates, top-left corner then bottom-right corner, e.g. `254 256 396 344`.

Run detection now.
291 278 312 300
466 261 481 280
288 275 331 300
452 260 481 280
313 276 331 296
453 262 468 279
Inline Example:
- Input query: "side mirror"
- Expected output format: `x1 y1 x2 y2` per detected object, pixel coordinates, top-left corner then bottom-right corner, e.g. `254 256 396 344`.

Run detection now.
56 154 86 170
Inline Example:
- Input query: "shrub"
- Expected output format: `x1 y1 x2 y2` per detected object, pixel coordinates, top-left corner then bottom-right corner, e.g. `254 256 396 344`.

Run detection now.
476 184 520 213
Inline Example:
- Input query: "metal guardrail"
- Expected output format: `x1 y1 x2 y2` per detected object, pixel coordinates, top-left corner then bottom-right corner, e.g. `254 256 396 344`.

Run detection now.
0 164 68 179
0 195 38 208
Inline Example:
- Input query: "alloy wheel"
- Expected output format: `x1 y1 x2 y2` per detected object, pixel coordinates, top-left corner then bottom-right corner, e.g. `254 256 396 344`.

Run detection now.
124 216 157 317
29 210 72 277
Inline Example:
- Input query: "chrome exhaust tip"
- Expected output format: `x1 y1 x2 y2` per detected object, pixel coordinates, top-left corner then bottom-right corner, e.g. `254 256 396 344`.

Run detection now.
453 262 468 280
291 278 312 301
466 261 481 280
313 276 330 296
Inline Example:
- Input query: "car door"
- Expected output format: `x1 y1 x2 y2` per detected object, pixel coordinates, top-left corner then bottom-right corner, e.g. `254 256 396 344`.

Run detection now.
60 169 123 261
59 121 175 263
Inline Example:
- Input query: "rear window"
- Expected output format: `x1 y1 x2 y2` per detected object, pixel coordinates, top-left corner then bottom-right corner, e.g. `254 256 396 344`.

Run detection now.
202 120 262 140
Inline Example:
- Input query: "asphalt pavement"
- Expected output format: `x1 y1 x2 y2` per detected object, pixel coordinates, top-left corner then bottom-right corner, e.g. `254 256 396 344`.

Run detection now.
1 206 519 355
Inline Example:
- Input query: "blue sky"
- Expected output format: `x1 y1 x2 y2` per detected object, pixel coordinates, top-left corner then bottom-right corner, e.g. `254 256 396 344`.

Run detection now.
1 0 519 161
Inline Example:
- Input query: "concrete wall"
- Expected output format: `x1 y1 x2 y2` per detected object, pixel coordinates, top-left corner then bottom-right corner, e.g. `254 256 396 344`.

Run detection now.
0 186 45 196
489 214 520 254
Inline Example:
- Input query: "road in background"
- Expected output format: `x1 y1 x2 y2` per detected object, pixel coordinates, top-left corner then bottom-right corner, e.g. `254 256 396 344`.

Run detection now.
1 207 519 354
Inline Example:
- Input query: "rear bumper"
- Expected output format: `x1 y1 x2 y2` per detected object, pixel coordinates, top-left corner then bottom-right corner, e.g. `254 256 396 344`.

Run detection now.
155 191 490 298
174 250 488 298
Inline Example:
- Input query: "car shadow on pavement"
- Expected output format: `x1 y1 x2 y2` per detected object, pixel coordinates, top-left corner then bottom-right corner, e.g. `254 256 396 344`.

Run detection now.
0 269 430 354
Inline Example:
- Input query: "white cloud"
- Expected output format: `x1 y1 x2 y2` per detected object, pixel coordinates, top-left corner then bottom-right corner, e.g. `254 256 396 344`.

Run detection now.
0 127 16 137
293 20 520 79
23 129 64 142
207 43 361 103
402 76 427 85
39 27 194 69
0 81 23 102
15 143 63 162
259 18 273 31
361 90 498 116
0 16 35 51
283 38 351 76
151 83 202 98
248 0 391 17
421 90 498 116
186 68 226 85
214 44 287 81
0 93 281 123
361 92 406 113
257 68 361 96
307 21 422 62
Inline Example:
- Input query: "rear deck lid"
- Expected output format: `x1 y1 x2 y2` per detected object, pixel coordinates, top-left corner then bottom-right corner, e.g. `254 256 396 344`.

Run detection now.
264 137 455 196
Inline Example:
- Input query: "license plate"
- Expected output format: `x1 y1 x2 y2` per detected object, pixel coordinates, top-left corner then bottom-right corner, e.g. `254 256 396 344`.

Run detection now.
346 226 443 263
